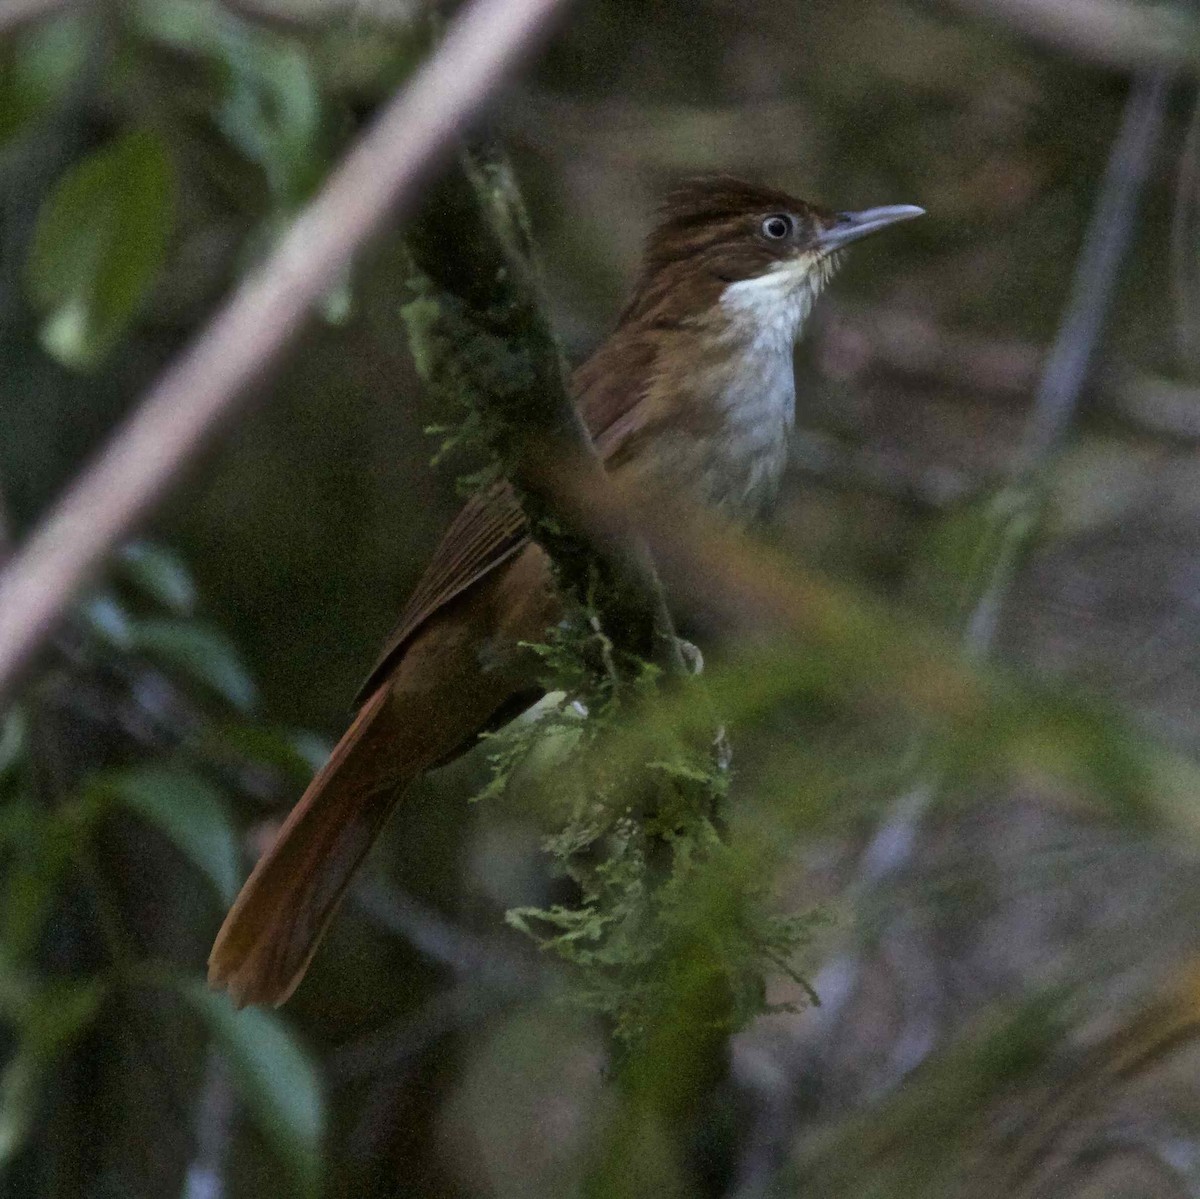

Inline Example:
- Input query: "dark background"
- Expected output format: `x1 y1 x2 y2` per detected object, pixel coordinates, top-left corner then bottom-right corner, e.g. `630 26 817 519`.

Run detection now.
2 1 1200 1196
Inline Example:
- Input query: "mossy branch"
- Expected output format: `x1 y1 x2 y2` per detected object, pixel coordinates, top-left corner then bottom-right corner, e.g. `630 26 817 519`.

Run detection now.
400 141 685 681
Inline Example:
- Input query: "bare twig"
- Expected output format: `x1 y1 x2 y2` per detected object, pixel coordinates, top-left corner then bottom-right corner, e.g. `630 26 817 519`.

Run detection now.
0 0 573 709
1171 91 1200 376
971 69 1170 651
1017 71 1171 469
946 0 1200 73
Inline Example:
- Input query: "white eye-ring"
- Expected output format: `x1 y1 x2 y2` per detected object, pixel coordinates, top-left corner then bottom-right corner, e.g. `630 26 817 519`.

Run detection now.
761 214 793 240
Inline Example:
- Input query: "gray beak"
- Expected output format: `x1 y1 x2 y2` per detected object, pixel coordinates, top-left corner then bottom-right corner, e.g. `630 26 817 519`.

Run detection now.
816 204 925 251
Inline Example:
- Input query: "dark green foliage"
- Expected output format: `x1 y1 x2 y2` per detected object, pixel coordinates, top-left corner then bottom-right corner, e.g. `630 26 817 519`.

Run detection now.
183 981 322 1197
126 619 259 713
0 546 323 1190
86 767 241 903
132 0 330 210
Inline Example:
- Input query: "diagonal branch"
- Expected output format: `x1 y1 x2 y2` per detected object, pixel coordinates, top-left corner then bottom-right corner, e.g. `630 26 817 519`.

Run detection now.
968 68 1171 654
0 0 574 710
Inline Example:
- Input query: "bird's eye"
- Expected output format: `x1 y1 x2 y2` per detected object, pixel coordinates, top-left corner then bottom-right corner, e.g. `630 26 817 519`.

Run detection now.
761 214 793 240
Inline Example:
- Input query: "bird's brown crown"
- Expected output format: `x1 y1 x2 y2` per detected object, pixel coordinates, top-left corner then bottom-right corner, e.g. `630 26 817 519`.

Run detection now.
652 177 834 271
620 176 839 328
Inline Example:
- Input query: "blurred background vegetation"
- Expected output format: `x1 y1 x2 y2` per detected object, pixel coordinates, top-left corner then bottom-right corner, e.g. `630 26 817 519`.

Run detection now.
3 0 1200 1196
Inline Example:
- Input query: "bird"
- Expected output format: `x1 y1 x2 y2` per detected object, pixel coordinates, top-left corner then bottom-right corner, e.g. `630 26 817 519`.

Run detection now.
208 176 923 1006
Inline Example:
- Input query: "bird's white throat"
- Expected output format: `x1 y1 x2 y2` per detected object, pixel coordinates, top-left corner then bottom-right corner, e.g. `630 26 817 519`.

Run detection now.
717 251 839 352
703 252 839 512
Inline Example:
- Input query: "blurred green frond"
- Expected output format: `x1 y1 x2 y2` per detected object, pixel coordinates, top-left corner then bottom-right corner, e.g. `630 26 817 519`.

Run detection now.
26 129 175 370
182 982 323 1198
86 767 240 905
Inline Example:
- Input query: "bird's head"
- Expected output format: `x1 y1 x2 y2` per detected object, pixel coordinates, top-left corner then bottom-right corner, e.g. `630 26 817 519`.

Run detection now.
621 176 923 342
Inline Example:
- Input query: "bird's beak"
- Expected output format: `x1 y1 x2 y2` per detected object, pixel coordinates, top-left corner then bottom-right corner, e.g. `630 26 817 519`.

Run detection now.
817 204 924 252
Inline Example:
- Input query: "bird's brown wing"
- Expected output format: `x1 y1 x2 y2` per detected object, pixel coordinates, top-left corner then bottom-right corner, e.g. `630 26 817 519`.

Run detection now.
353 476 529 705
353 337 657 707
574 326 657 449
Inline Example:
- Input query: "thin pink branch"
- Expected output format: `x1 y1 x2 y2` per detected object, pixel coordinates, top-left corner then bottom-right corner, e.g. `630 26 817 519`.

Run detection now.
0 0 572 707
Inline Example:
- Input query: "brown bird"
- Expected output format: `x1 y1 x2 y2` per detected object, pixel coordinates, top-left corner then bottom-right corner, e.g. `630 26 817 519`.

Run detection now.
208 177 923 1006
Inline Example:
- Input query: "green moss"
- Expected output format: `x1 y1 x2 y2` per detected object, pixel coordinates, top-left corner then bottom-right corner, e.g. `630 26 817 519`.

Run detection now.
479 621 820 1055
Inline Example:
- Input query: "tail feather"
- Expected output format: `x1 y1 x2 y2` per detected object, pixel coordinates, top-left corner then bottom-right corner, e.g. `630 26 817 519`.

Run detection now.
209 545 560 1007
208 685 418 1007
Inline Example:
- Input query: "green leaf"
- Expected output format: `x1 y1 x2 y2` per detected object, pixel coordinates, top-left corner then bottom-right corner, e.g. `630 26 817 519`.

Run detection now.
133 0 324 207
207 724 327 786
0 708 27 782
0 807 80 962
287 731 333 774
93 767 240 904
77 591 133 650
128 618 258 713
0 979 105 1167
0 1044 43 1166
27 129 174 369
217 39 323 207
116 541 197 615
0 15 91 146
182 982 323 1197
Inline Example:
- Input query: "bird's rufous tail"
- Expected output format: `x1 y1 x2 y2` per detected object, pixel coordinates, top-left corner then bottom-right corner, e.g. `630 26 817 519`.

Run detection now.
209 545 559 1006
207 684 421 1007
